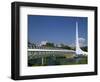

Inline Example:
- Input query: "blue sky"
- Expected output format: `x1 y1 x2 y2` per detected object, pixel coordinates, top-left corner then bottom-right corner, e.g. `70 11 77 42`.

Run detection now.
28 15 88 46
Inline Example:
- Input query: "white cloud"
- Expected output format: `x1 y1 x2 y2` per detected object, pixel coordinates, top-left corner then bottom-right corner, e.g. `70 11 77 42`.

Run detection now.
40 40 48 46
79 37 86 47
69 37 86 47
79 38 85 42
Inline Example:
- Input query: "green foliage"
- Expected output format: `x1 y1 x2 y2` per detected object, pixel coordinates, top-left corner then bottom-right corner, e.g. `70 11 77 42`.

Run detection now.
60 43 73 50
81 46 88 52
61 45 72 49
45 42 55 47
28 41 36 48
28 55 88 66
76 56 87 64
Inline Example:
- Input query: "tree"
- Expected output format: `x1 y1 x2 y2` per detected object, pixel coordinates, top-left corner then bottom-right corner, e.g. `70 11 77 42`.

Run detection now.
60 43 72 50
45 42 55 47
28 41 36 48
81 46 88 52
61 45 72 50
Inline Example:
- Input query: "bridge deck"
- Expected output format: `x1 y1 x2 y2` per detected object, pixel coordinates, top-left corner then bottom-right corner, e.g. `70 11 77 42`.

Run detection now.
28 49 76 59
28 49 75 52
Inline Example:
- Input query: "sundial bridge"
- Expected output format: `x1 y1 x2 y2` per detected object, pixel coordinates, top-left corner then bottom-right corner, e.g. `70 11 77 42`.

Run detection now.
28 22 88 62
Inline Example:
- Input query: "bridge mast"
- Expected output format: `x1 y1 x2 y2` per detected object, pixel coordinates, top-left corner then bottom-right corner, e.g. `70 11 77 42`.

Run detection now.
75 22 88 55
76 22 82 55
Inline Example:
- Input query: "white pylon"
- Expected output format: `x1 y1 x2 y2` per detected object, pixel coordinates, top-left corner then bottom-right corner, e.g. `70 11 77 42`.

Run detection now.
75 22 88 55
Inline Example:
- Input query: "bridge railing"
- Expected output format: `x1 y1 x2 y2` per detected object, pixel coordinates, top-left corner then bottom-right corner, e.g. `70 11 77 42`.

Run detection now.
28 49 75 59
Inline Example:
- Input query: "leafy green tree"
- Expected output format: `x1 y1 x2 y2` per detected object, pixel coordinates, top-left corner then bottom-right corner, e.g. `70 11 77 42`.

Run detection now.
81 46 88 52
45 42 55 47
60 43 72 50
61 45 72 50
28 41 36 48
